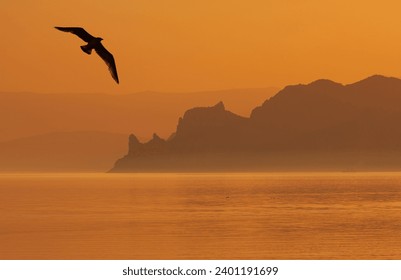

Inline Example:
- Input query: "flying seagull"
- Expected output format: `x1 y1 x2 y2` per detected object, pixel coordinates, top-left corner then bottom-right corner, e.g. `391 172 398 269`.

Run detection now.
55 26 119 84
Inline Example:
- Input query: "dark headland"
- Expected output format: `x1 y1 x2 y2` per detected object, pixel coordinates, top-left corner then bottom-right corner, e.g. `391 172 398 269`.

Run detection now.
111 75 401 172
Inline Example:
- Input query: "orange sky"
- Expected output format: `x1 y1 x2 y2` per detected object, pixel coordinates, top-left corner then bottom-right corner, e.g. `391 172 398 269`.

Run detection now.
2 0 401 94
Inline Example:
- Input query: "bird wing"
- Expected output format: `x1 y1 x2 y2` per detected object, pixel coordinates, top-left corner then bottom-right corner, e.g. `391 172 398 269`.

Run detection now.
54 27 95 42
95 43 119 84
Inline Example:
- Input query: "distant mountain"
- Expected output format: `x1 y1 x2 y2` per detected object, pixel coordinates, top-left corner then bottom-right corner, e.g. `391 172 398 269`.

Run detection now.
0 88 277 143
0 131 127 172
111 75 401 172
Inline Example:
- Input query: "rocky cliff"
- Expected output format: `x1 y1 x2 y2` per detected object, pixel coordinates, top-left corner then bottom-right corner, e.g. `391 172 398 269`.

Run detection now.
111 75 401 172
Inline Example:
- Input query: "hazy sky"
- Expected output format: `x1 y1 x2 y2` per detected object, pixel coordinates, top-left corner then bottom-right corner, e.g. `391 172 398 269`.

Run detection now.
2 0 401 94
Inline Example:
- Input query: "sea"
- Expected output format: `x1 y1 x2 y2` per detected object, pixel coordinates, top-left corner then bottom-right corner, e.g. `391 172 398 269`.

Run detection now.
1 172 401 259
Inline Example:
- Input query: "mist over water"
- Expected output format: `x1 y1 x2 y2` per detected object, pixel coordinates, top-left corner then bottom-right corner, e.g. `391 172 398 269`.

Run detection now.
1 172 401 259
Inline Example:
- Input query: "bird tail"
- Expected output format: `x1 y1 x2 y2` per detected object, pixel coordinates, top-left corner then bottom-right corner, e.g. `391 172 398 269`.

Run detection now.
80 45 92 55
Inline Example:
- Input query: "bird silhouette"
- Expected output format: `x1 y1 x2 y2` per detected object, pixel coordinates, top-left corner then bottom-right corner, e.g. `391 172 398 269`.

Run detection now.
55 27 119 84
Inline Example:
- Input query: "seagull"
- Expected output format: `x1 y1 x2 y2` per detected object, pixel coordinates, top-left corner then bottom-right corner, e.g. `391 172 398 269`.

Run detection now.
55 26 119 84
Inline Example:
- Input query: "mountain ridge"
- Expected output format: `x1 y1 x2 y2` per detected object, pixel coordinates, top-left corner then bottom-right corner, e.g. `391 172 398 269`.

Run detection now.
111 75 401 172
0 88 277 143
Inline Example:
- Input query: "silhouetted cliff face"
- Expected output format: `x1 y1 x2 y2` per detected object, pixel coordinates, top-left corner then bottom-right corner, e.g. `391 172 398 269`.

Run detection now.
172 102 249 152
249 75 401 151
250 79 351 149
111 75 401 172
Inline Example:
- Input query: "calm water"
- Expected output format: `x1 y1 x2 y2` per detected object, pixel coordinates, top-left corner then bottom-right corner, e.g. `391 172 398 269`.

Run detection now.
1 172 401 259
